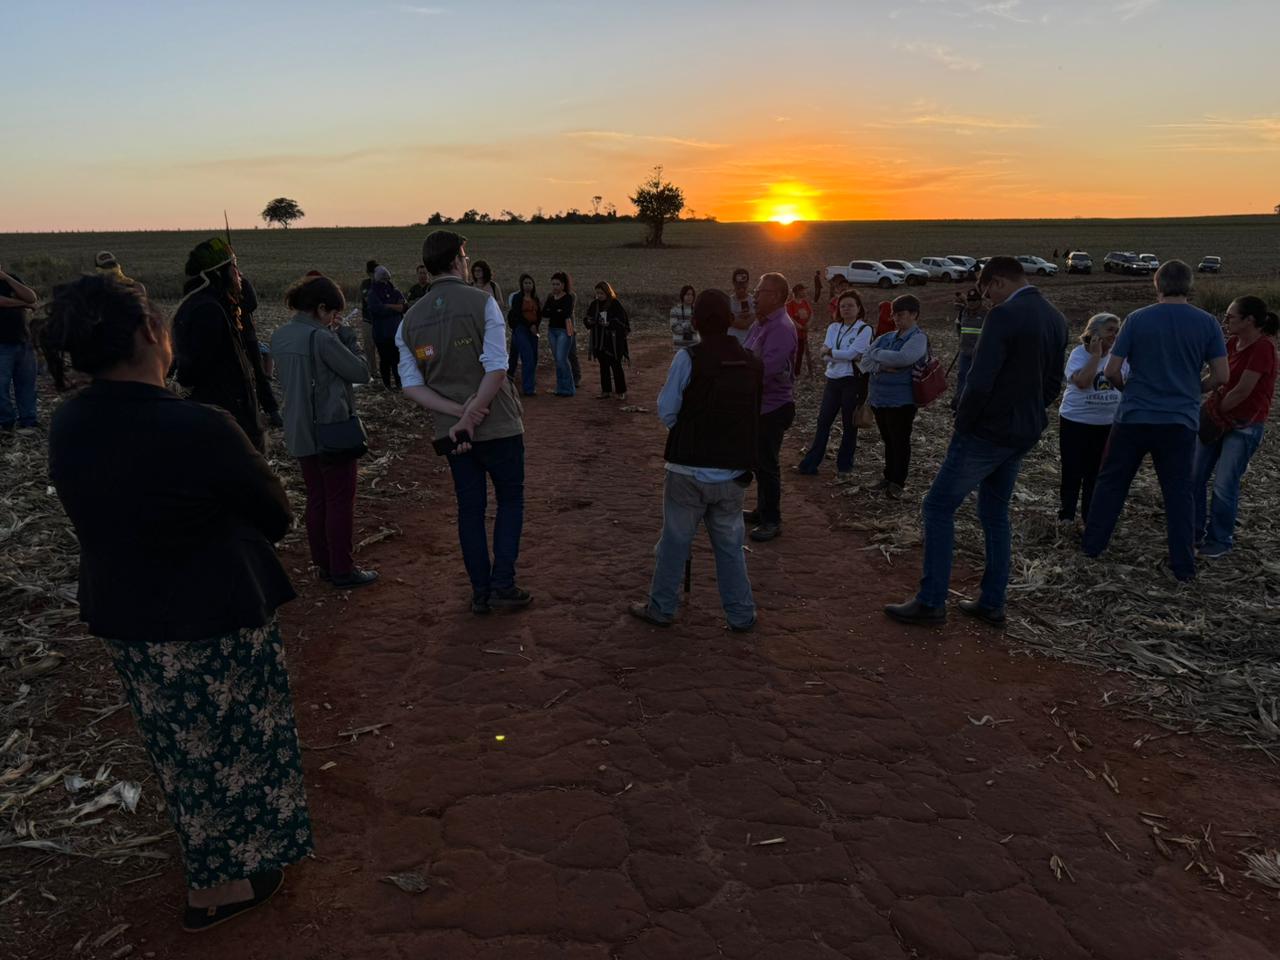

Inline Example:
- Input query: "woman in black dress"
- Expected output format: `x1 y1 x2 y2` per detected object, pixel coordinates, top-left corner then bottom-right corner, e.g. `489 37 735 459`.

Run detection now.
584 281 630 400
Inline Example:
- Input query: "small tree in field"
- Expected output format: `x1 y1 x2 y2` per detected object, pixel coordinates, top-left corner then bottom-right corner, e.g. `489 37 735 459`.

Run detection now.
261 197 304 229
629 166 684 247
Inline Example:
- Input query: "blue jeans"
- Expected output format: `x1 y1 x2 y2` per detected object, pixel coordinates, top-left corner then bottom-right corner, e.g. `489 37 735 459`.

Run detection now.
447 434 525 596
648 470 755 628
1082 422 1196 580
509 326 538 396
799 375 865 473
917 432 1026 610
548 328 575 396
0 343 38 428
1193 423 1264 550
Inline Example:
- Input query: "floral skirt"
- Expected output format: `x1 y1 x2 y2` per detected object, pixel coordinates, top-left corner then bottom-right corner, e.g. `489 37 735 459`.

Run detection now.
103 621 314 889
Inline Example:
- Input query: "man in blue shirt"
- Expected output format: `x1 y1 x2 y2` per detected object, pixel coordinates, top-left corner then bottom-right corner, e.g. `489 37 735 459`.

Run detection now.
1082 260 1227 581
629 290 763 633
885 257 1068 627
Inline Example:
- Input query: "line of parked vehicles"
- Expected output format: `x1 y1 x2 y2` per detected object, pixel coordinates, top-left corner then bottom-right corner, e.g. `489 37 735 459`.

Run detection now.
825 251 1224 288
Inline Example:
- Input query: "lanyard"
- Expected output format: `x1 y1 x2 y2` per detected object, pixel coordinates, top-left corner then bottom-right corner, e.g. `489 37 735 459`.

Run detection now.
834 321 864 352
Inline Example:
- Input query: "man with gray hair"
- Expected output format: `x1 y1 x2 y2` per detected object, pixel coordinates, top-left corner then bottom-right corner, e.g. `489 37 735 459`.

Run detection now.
1082 260 1228 581
742 271 797 542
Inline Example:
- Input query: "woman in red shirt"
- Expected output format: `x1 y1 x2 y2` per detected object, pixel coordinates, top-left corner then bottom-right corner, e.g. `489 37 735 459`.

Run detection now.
1193 295 1278 557
787 283 816 378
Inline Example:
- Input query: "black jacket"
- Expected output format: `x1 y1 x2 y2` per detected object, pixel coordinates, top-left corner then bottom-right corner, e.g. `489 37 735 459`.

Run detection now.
49 380 296 643
585 298 630 361
238 277 279 416
955 286 1068 450
665 336 763 470
173 283 264 449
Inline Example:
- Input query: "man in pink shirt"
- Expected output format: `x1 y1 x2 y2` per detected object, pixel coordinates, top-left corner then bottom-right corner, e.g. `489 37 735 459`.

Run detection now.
743 272 797 542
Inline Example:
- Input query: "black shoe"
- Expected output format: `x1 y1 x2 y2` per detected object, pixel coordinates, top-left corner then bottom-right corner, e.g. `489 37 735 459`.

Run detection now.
883 598 946 626
958 599 1006 627
331 569 379 589
490 586 532 609
729 616 757 634
886 483 904 500
743 509 761 526
183 870 283 933
628 601 672 627
471 592 492 615
750 522 781 543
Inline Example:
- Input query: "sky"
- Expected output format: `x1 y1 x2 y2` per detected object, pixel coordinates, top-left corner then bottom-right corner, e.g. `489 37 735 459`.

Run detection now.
4 0 1279 231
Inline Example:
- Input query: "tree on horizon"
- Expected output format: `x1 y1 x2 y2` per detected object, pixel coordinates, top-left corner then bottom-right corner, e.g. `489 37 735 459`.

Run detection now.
261 197 304 229
629 166 684 247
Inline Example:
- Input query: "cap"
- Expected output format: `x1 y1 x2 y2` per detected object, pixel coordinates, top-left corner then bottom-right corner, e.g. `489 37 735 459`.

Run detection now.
95 251 118 269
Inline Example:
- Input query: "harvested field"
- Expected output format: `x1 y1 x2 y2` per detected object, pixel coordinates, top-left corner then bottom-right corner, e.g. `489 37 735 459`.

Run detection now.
2 222 1279 958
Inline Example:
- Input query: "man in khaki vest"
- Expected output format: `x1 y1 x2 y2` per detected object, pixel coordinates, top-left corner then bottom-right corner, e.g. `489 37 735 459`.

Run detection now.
396 230 531 615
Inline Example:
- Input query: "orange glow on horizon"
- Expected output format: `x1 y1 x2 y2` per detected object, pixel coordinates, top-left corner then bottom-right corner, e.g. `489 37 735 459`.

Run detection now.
753 181 822 225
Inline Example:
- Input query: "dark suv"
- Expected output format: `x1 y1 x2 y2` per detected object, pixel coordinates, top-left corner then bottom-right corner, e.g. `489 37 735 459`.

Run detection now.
1103 251 1150 275
1066 251 1093 274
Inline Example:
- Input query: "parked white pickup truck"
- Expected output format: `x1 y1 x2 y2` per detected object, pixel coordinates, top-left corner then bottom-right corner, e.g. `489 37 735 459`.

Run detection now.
825 260 904 289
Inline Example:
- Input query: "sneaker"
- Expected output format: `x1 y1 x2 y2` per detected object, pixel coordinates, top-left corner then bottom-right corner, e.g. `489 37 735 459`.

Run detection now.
490 586 533 609
728 616 757 634
471 592 492 616
627 602 672 627
885 482 904 500
332 569 379 589
1196 542 1231 559
750 522 781 543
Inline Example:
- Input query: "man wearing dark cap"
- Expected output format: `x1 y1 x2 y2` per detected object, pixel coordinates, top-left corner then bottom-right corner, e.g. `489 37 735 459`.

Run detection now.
629 289 762 633
172 237 265 450
397 231 531 615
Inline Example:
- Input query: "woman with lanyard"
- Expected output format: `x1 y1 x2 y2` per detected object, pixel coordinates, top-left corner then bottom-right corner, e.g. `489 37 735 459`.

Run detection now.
584 281 631 400
541 271 577 397
505 273 540 396
1058 312 1126 526
670 284 697 349
1193 295 1279 557
796 290 872 479
862 294 928 499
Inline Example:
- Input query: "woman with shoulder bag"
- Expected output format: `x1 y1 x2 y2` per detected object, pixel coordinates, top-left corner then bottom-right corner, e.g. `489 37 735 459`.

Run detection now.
44 276 312 932
1193 296 1279 557
862 294 928 499
797 290 872 479
271 273 378 588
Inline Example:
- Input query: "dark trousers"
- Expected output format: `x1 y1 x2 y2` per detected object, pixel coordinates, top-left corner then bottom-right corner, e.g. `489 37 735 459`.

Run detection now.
800 375 866 473
754 402 796 524
1082 422 1197 580
374 336 401 389
874 404 918 486
569 335 582 385
599 356 627 395
1058 416 1111 522
447 434 525 596
299 455 358 577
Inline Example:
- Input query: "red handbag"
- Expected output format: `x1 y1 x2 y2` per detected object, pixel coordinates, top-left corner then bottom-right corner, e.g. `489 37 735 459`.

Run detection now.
912 336 948 407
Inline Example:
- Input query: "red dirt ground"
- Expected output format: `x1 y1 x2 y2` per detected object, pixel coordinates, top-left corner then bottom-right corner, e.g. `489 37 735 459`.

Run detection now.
43 337 1280 959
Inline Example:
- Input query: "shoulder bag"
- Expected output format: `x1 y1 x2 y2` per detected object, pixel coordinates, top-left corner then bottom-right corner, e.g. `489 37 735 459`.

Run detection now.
911 330 948 407
309 329 368 461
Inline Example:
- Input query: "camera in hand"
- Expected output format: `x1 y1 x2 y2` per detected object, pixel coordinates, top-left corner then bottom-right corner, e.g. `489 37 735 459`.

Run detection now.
432 430 472 456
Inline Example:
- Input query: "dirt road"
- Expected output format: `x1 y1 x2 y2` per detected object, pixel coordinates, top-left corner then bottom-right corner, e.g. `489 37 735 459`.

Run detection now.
66 336 1278 960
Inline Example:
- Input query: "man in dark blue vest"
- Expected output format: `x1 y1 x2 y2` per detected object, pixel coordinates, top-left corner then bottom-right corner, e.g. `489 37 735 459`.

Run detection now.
629 290 763 633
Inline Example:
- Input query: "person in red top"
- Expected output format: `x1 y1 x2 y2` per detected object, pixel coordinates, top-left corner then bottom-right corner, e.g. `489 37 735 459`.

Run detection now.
787 283 816 378
1193 295 1278 557
874 299 895 337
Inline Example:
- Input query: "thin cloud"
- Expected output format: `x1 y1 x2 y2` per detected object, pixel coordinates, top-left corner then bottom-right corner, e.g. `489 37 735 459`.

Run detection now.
896 113 1040 131
564 130 727 150
1150 115 1280 152
895 40 982 71
1116 0 1159 20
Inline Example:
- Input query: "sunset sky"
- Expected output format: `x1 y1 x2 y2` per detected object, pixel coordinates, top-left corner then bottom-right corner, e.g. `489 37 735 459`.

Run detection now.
6 0 1279 231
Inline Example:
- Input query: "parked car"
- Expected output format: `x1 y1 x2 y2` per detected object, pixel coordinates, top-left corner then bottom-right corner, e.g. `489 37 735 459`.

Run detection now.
1016 255 1059 276
920 256 968 282
825 259 904 288
1103 251 1151 275
1138 253 1160 270
946 255 978 278
1066 251 1093 274
879 259 930 285
1197 255 1223 274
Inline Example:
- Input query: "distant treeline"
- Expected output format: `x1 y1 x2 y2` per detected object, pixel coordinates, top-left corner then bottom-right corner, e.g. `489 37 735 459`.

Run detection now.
422 210 717 226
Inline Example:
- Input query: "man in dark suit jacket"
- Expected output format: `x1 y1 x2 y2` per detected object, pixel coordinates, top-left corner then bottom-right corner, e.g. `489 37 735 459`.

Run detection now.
886 257 1068 627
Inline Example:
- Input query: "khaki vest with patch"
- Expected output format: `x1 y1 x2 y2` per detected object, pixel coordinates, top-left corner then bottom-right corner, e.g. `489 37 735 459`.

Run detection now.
400 276 524 442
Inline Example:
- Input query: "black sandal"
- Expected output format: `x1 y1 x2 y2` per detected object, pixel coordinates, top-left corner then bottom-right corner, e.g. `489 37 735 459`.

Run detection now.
183 869 283 933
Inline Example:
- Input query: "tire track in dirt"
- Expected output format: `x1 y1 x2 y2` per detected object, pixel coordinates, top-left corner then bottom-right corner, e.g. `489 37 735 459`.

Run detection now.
75 335 1278 960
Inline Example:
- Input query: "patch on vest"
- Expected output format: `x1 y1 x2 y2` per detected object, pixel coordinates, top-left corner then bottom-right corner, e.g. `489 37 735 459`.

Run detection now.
414 343 436 362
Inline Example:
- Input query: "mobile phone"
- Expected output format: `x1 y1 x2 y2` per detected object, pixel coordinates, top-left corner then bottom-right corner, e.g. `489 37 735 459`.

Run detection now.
432 430 472 456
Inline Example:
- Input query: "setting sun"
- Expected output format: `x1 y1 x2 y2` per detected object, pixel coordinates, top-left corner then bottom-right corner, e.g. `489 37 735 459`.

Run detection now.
753 181 822 224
